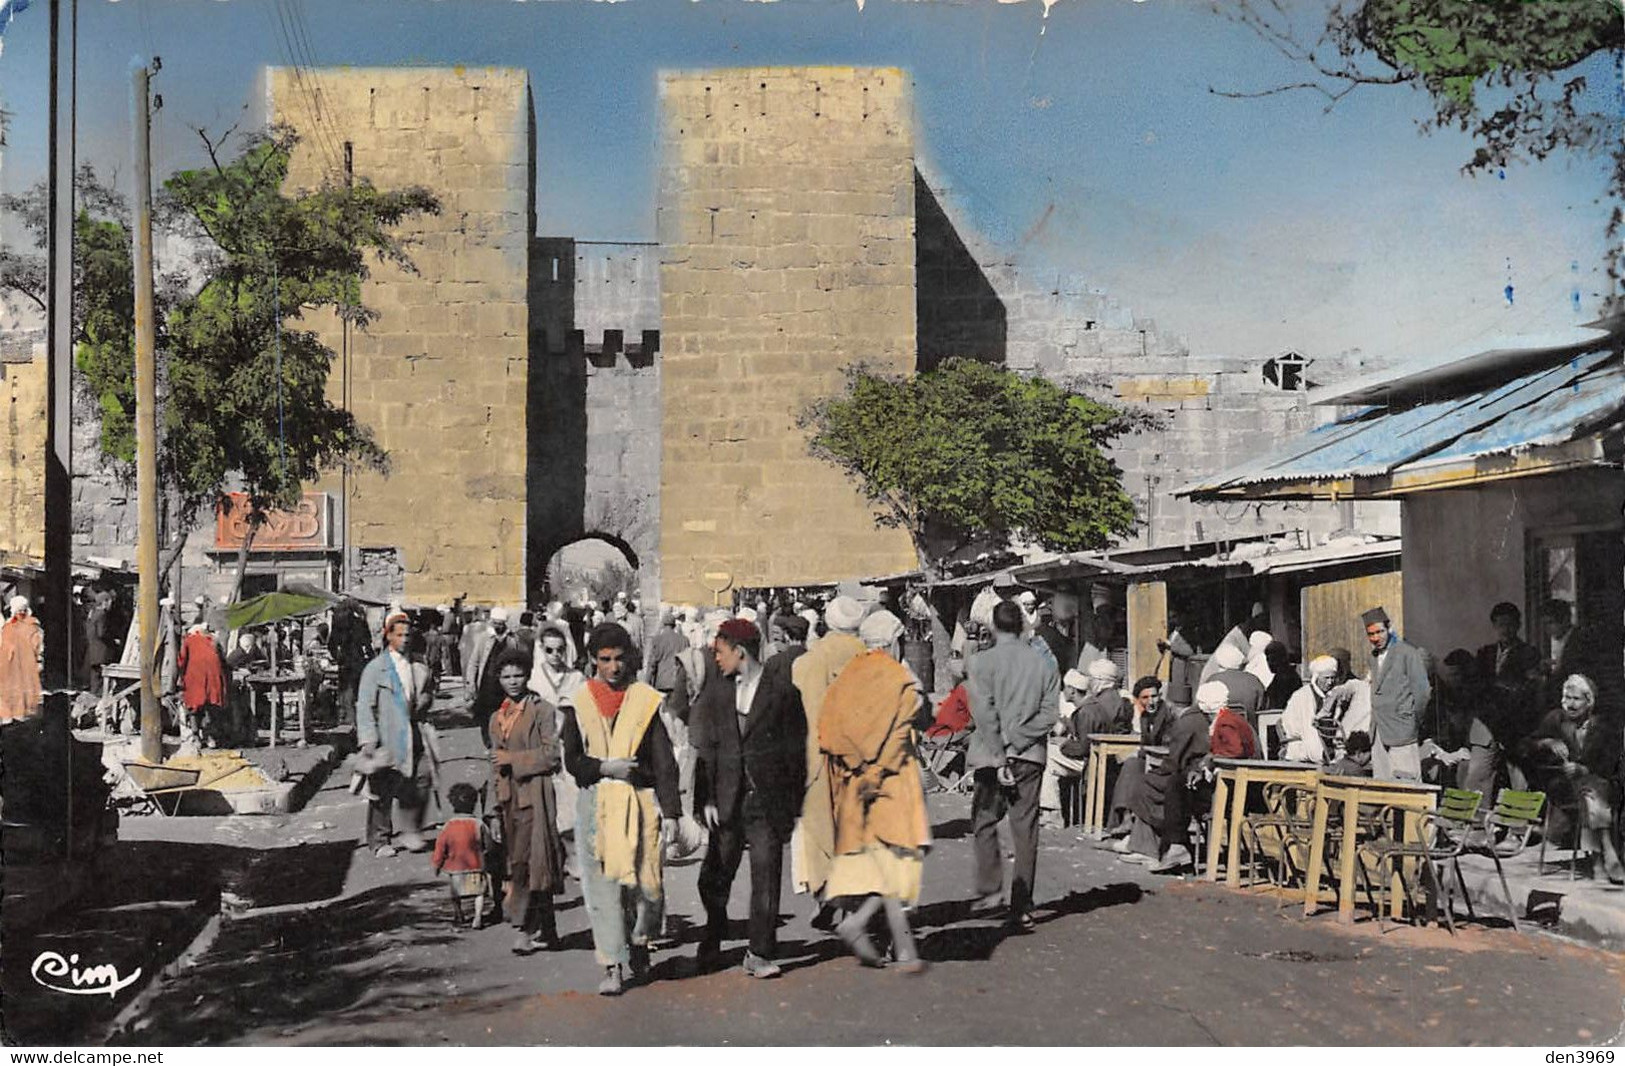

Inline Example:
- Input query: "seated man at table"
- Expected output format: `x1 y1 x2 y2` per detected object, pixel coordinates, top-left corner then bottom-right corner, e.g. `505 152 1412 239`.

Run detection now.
1105 676 1170 837
1039 669 1094 829
1420 649 1500 804
1042 663 1129 829
1112 681 1215 873
1280 654 1372 765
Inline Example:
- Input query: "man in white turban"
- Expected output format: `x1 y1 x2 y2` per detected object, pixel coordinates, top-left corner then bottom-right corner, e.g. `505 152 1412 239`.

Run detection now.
790 595 868 907
1204 640 1265 721
0 595 42 721
1039 668 1093 828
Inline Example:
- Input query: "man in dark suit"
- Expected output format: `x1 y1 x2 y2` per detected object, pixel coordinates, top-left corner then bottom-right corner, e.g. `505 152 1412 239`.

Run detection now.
1475 601 1542 744
692 618 807 979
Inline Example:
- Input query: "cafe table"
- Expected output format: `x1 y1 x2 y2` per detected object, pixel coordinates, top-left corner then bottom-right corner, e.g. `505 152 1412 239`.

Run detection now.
1083 733 1143 837
247 670 309 747
1300 774 1440 923
1204 757 1321 887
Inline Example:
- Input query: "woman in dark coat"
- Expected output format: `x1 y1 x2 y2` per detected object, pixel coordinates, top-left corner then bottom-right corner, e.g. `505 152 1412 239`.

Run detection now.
1520 674 1622 883
489 650 569 952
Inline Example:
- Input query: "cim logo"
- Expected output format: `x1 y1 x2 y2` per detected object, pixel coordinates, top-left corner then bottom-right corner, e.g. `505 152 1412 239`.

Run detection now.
30 951 143 998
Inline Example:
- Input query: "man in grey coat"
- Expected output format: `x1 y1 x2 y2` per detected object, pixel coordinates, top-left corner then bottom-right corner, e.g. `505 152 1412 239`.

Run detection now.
967 599 1060 930
1362 605 1432 781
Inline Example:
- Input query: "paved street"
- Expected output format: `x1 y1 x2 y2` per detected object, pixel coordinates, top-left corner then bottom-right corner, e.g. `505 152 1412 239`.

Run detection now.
98 702 1625 1047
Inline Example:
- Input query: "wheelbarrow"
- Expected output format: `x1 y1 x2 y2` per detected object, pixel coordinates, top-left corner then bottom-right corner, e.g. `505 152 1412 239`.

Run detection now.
121 761 203 817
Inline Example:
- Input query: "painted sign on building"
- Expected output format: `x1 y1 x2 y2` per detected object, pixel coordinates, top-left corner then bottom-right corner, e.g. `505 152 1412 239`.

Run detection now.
215 493 332 552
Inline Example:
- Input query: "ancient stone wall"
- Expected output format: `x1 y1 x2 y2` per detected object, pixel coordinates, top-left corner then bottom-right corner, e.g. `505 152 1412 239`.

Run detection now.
0 341 47 565
264 66 533 606
657 68 920 604
915 174 1398 551
527 239 662 605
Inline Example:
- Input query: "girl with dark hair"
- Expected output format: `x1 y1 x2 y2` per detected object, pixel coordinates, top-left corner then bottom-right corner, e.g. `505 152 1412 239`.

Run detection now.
490 649 568 953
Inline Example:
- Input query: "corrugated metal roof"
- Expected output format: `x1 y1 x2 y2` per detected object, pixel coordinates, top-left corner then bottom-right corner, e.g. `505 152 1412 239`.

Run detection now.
1312 317 1621 407
1180 345 1622 497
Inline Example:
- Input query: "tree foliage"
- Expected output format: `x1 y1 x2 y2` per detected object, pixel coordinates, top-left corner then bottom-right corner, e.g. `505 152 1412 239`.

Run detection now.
159 126 439 526
1211 0 1624 294
801 358 1151 570
0 129 441 534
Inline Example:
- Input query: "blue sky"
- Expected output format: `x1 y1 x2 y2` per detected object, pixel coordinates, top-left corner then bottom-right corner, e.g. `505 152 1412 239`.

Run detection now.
1 0 1617 365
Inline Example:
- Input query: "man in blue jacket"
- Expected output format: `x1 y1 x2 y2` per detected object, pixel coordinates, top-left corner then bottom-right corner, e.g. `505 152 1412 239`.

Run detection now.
967 599 1059 930
1362 605 1432 782
357 612 433 857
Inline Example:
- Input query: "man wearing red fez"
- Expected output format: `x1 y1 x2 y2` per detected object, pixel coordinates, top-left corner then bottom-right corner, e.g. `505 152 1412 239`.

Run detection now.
690 618 807 978
1361 605 1431 781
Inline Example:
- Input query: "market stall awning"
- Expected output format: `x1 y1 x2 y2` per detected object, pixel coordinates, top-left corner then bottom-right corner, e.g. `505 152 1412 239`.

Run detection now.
225 582 345 629
1179 331 1623 502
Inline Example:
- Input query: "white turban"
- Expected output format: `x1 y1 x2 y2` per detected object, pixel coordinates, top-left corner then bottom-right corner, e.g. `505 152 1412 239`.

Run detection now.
1086 658 1121 682
736 606 758 623
1017 590 1037 606
1213 642 1247 671
1308 655 1339 680
1248 631 1272 657
799 608 820 629
8 595 28 616
825 596 865 633
489 607 510 624
1196 680 1230 714
1063 668 1089 690
859 609 905 649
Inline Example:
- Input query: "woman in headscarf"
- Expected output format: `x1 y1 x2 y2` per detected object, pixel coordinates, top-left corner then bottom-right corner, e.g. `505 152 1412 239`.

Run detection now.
818 609 932 973
489 648 568 953
0 596 43 721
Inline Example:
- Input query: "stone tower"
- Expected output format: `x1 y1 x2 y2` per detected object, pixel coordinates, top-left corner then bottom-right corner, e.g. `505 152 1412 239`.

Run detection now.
657 68 920 605
263 66 533 605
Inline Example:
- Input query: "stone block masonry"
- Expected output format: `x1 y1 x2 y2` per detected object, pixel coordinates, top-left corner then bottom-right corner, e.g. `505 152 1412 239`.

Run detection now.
527 239 663 605
0 345 47 565
263 67 532 606
658 68 920 604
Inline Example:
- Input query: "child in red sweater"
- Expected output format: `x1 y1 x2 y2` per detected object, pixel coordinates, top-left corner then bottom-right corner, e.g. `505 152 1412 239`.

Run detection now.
433 783 492 928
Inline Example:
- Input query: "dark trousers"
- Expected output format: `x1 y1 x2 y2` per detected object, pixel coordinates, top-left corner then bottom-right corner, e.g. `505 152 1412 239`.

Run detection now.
336 669 360 728
1160 774 1205 853
366 764 430 848
697 788 785 959
972 760 1043 918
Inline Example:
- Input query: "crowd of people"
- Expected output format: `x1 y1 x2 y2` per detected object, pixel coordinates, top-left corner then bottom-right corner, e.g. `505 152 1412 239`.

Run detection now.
1011 593 1624 885
3 571 1618 983
360 594 948 994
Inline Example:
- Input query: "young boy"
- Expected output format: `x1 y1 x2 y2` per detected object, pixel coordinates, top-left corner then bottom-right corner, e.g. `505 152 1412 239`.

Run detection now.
1327 731 1375 778
433 782 492 928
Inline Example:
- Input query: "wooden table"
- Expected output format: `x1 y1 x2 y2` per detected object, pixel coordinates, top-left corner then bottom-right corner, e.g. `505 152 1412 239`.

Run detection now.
1301 774 1439 923
247 671 308 747
1204 757 1321 887
1082 733 1142 837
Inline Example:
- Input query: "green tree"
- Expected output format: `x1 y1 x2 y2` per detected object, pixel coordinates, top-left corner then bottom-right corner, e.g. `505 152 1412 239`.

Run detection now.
801 357 1150 571
1 130 441 597
1211 0 1624 295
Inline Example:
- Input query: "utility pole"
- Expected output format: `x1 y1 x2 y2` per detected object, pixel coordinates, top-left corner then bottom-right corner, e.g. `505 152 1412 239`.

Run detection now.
42 0 76 691
132 59 161 764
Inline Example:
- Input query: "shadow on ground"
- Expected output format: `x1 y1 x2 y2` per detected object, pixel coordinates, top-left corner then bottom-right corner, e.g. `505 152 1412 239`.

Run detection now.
2 837 358 1045
112 881 532 1046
